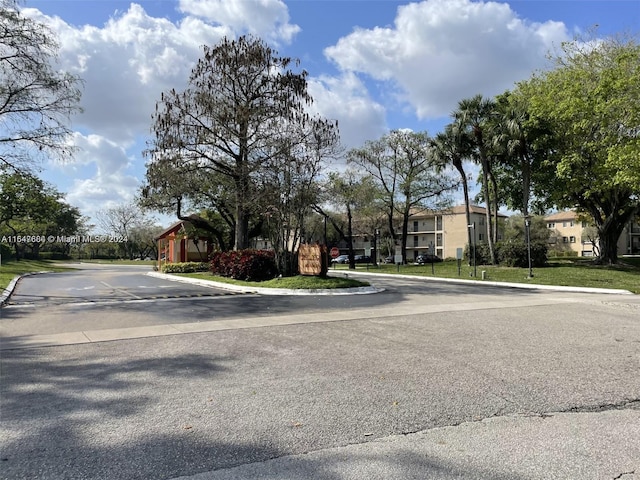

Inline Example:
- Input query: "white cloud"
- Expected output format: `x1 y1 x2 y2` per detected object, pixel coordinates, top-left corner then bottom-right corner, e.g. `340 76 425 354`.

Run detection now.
308 72 387 149
21 1 300 221
178 0 300 44
46 132 139 217
324 0 569 119
24 4 226 145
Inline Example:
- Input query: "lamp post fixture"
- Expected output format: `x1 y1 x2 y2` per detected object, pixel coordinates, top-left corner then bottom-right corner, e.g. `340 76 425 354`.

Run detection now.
524 215 533 278
374 228 380 266
467 222 476 277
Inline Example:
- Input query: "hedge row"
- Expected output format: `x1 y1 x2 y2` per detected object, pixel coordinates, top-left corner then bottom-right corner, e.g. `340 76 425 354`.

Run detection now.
161 262 209 273
210 249 278 282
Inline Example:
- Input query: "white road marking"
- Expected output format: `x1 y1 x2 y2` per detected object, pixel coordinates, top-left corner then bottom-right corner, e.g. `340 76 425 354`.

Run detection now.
100 281 142 299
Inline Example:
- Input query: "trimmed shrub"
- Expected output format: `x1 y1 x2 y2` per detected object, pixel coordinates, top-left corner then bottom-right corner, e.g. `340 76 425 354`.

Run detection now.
210 249 278 282
161 262 209 273
466 242 548 267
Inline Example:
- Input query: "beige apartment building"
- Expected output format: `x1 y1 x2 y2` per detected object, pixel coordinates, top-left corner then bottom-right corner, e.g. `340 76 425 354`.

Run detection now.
407 205 506 260
348 205 505 261
545 210 640 257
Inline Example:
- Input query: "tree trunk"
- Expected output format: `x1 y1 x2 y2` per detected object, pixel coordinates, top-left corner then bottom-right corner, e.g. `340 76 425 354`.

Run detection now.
479 160 496 264
585 199 637 265
595 214 629 265
454 160 473 263
347 205 355 270
401 207 410 264
234 174 250 251
462 176 473 264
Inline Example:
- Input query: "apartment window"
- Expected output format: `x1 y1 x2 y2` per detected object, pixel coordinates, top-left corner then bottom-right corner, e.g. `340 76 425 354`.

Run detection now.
413 221 418 232
563 236 569 243
478 233 484 241
413 236 418 247
582 221 588 228
570 236 576 243
479 217 485 226
570 221 574 227
548 222 555 228
436 216 443 230
563 221 567 227
436 233 443 246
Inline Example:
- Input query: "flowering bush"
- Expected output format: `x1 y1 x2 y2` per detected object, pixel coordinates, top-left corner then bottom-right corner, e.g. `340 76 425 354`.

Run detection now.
210 249 278 281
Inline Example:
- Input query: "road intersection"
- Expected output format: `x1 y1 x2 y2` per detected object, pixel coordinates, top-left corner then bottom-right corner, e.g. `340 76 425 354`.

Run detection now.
1 264 639 479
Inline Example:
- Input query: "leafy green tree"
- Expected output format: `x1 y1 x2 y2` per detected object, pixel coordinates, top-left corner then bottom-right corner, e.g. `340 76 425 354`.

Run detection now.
491 90 553 217
0 0 82 171
430 123 474 262
348 130 457 263
145 35 338 251
0 169 81 258
453 95 499 264
518 34 640 264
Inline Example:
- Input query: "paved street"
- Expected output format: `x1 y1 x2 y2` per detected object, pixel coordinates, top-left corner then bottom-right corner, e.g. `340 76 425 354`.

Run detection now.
1 265 639 479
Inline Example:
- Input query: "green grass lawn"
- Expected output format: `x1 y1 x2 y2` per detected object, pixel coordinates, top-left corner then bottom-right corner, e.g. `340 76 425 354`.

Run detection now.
330 257 640 294
175 272 370 289
0 259 75 290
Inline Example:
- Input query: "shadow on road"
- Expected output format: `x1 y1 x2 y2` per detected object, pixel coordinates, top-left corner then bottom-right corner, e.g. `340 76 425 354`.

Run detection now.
0 338 533 480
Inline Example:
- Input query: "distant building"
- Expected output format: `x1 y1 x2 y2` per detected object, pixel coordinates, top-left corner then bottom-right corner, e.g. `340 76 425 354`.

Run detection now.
155 220 213 268
544 210 640 257
341 205 505 262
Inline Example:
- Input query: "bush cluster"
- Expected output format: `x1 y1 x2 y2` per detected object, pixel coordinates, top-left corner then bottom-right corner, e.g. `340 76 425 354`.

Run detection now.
210 249 278 282
39 252 71 260
466 241 548 268
0 243 13 261
161 262 209 273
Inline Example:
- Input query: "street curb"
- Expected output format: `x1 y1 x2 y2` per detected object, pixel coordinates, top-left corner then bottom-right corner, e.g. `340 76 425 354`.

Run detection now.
1 271 53 306
146 271 385 296
336 269 635 295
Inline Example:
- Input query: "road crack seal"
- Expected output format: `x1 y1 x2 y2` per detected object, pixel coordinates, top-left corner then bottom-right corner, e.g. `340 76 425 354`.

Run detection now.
613 471 635 480
561 399 640 414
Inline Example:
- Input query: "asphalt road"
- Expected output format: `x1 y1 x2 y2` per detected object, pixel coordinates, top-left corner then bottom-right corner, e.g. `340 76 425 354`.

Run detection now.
1 265 639 479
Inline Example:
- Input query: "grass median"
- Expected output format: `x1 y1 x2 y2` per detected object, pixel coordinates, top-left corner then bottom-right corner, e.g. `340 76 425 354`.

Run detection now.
330 257 640 294
0 259 74 290
174 272 370 289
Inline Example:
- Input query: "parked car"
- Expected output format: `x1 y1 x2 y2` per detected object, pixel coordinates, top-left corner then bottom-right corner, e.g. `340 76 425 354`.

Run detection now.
354 255 372 264
414 254 442 265
331 254 349 264
384 255 395 264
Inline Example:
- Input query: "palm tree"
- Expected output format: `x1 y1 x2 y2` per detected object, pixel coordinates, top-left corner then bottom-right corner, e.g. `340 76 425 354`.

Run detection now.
430 123 474 262
454 94 498 264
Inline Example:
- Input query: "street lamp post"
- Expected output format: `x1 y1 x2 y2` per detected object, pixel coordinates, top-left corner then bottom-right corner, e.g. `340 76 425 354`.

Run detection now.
525 215 533 278
468 222 476 277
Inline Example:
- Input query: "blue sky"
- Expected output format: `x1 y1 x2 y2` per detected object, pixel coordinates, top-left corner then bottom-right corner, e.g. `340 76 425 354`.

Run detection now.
20 0 640 226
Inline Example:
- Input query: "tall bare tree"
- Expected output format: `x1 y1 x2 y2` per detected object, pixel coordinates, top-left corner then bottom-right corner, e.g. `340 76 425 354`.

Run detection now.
96 202 157 260
0 0 82 171
348 130 457 263
145 35 337 251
